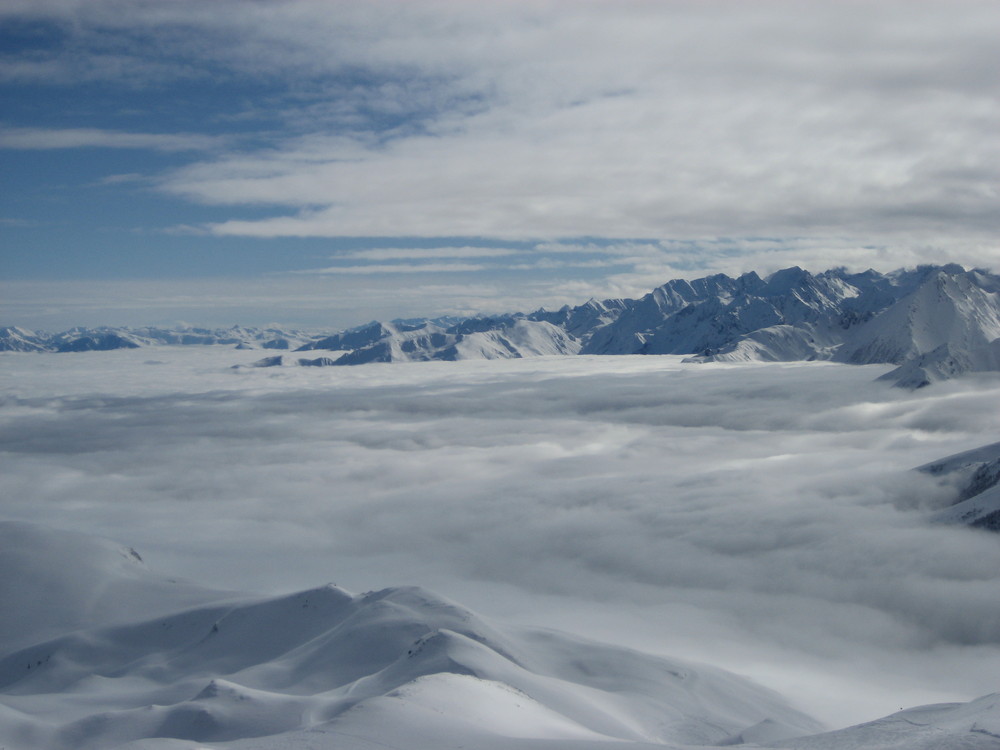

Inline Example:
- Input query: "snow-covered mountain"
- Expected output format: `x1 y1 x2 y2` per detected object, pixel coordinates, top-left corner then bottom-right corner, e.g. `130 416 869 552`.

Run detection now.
7 264 1000 385
0 522 826 750
0 326 52 352
292 264 1000 382
0 325 322 353
4 522 999 750
297 316 580 364
919 442 1000 531
879 338 1000 389
834 267 1000 366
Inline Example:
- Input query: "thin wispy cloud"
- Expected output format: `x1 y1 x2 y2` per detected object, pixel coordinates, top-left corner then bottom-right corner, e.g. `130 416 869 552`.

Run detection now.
94 172 147 186
338 247 525 261
507 259 619 271
0 277 576 331
0 127 224 151
299 262 489 275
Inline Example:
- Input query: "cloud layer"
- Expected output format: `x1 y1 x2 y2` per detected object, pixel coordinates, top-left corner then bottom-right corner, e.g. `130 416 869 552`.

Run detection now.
4 1 999 254
3 348 1000 726
3 1 999 329
165 2 1000 247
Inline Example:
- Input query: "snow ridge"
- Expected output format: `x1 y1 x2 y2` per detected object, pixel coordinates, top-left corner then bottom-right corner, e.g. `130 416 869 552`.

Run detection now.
0 524 827 750
5 523 1000 749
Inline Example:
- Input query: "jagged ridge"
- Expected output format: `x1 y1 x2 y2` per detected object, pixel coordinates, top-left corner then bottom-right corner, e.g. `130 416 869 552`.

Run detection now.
6 265 1000 386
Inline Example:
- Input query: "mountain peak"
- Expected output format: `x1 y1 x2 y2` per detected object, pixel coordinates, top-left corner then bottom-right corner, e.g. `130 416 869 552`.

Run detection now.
762 266 811 295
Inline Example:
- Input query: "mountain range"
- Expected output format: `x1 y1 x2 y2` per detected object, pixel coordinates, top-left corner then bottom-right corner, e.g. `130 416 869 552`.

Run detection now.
5 264 1000 387
0 324 319 353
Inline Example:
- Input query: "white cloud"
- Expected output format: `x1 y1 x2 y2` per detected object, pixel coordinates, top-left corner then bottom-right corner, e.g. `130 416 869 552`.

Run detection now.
139 1 999 250
4 0 1000 315
6 1 997 255
3 349 1000 728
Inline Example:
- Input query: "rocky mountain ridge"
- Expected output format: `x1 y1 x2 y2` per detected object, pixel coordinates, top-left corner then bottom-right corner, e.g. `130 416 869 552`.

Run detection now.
6 264 1000 387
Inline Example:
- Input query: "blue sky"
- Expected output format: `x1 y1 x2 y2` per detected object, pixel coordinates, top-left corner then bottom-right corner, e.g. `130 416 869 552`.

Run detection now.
2 1 999 330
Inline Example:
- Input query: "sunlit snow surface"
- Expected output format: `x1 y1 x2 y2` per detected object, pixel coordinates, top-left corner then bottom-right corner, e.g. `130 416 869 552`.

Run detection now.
2 348 1000 747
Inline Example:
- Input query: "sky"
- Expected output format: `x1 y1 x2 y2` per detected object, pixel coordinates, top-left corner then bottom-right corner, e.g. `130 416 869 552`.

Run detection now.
3 348 1000 730
2 1 1000 330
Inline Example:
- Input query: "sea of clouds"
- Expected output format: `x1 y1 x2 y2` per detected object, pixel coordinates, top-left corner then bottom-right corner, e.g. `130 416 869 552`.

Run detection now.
2 348 1000 729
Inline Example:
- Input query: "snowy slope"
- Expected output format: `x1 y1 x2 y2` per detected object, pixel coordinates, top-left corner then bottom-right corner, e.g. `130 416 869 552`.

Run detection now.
661 264 1000 382
933 484 1000 531
878 337 1000 388
0 522 224 651
683 325 831 363
305 317 580 364
0 327 51 352
579 271 769 355
918 442 1000 530
835 269 1000 366
0 524 827 750
5 523 999 749
442 319 580 360
531 297 630 344
768 693 1000 749
55 333 141 352
586 267 865 360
